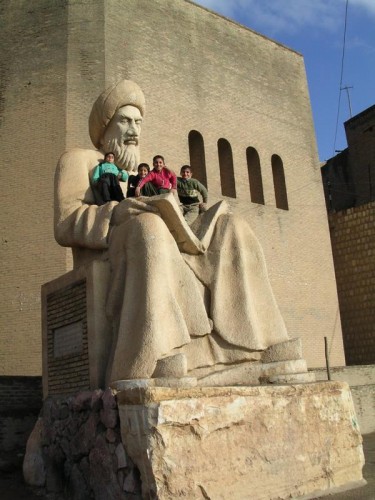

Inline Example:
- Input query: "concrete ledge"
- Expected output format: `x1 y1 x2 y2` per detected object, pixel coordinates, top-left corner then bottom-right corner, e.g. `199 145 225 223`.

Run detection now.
312 365 375 434
118 381 365 499
313 365 375 386
351 385 375 435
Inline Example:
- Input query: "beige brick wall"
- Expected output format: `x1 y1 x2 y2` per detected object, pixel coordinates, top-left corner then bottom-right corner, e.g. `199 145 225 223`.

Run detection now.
0 0 345 375
329 202 375 365
0 0 69 375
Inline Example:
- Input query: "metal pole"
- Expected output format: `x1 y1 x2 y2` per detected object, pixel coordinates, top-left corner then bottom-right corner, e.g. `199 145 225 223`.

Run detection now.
324 336 331 381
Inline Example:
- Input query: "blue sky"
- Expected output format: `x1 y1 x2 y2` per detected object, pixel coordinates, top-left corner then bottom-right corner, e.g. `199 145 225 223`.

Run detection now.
193 0 375 161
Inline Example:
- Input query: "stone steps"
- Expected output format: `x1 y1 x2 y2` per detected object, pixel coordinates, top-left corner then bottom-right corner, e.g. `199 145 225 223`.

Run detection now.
262 372 316 384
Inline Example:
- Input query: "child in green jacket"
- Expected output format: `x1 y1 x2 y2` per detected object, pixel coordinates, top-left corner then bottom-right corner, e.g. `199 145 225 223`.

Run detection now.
177 165 208 225
92 152 128 204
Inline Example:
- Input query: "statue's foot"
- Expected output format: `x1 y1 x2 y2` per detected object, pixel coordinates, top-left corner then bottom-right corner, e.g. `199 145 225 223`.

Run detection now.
259 338 315 385
152 353 187 378
261 338 302 363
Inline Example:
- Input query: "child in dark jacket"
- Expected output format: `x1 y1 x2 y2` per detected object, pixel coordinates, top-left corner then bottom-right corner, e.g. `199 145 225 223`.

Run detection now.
126 163 157 197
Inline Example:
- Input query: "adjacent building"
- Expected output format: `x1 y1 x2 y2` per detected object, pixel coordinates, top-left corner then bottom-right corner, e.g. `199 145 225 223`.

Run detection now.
322 104 375 364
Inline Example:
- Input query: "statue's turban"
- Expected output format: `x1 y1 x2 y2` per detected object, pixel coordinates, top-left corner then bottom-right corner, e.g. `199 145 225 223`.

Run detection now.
89 80 146 150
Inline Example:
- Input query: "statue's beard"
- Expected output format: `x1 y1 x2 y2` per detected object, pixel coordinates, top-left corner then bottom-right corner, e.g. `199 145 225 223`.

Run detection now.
102 139 140 172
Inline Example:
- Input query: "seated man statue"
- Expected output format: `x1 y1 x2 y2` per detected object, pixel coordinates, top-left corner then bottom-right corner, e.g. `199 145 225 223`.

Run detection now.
55 79 293 384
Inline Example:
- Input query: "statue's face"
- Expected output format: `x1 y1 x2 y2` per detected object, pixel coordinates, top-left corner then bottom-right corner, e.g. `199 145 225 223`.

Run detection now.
101 105 143 171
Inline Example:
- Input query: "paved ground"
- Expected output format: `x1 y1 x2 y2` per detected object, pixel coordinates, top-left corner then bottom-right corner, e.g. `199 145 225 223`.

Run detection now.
0 433 374 499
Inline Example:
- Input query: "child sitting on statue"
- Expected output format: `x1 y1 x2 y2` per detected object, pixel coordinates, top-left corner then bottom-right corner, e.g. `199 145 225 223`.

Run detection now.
92 152 128 204
135 155 177 197
177 165 208 225
127 163 158 197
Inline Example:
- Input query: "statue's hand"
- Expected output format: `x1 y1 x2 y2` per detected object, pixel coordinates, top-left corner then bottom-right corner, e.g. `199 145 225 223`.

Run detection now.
111 198 159 226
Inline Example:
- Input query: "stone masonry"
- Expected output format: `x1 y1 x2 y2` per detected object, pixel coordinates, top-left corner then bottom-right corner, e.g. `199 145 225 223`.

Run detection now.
23 389 142 499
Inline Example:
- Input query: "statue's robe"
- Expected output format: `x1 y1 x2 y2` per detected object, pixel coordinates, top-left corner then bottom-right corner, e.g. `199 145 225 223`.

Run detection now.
55 148 289 380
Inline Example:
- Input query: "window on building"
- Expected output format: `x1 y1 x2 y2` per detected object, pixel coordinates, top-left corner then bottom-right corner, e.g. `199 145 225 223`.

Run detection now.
188 130 207 187
218 138 236 198
246 147 264 205
271 154 289 210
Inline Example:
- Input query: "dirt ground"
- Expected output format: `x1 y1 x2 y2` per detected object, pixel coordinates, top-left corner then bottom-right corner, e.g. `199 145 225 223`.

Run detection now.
0 433 374 499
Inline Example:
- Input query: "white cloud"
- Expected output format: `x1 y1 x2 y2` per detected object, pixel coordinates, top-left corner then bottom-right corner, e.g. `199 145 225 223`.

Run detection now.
346 36 375 54
193 0 375 36
350 0 375 15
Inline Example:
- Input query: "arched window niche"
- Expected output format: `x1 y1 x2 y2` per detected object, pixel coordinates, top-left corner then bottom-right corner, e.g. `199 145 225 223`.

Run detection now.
188 130 208 187
246 147 264 205
218 138 236 198
271 154 289 210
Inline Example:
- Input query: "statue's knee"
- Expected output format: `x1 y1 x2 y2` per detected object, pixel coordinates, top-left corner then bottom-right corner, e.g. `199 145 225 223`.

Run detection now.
216 213 257 244
133 213 166 236
217 213 244 232
110 213 167 249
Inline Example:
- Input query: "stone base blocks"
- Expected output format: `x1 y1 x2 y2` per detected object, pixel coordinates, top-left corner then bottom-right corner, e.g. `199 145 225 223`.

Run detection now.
23 389 143 498
23 382 365 499
118 381 365 500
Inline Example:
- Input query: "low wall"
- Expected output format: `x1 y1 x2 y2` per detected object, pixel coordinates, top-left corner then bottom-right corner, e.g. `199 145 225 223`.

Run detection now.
313 365 375 434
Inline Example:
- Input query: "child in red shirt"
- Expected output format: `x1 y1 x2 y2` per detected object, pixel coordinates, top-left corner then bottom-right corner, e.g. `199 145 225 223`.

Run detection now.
135 155 177 196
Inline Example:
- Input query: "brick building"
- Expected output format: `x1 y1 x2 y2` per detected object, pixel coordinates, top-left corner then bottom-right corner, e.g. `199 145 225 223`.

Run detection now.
321 104 375 212
0 0 345 382
322 104 375 365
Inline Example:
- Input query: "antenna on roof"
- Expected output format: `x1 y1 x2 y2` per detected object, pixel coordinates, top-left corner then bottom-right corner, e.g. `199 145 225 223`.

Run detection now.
332 0 350 156
341 85 353 118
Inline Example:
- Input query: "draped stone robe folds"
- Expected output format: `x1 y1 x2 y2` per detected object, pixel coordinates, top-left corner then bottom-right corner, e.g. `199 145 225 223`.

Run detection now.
55 148 289 381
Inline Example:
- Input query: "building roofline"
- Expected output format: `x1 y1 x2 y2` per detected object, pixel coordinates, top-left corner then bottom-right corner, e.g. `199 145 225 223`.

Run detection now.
345 104 375 127
323 147 349 165
185 0 303 57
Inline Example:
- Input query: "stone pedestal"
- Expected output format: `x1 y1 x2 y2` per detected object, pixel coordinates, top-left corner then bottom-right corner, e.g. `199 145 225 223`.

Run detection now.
117 381 365 499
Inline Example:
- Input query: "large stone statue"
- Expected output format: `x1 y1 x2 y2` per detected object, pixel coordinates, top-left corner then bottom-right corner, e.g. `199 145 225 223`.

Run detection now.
55 80 293 384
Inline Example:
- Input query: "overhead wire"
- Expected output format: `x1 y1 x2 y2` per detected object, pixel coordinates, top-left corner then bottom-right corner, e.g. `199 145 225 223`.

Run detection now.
332 0 350 156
